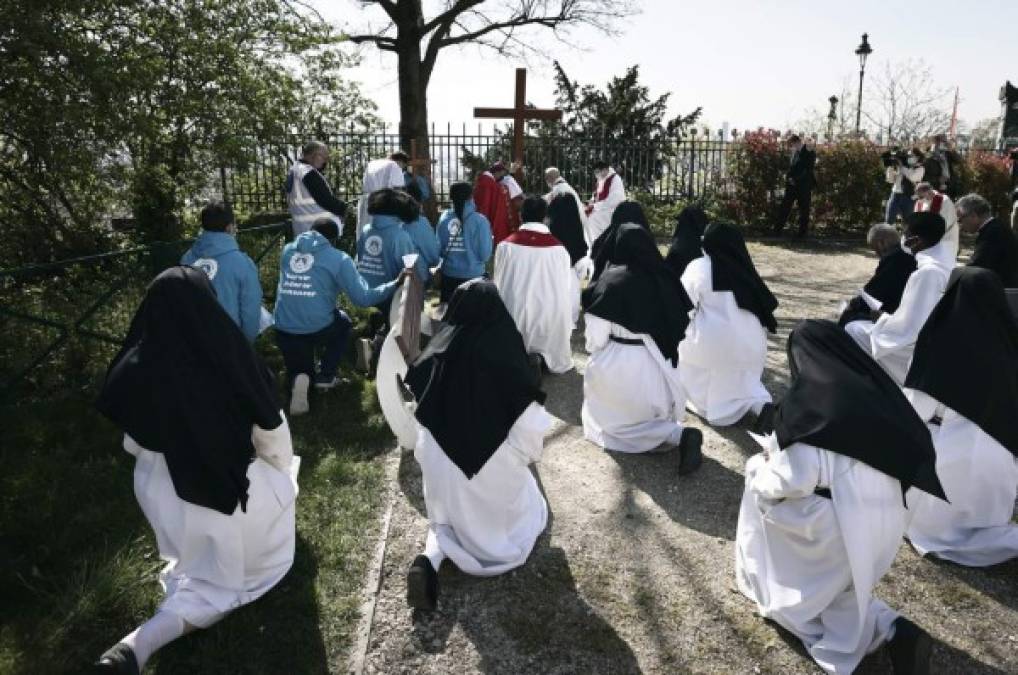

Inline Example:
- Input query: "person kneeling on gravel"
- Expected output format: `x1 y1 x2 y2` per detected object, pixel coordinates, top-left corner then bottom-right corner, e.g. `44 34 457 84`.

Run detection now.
580 222 704 471
401 279 550 611
736 320 943 675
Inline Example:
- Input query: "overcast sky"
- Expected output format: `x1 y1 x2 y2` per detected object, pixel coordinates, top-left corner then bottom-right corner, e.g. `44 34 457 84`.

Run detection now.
316 0 1018 134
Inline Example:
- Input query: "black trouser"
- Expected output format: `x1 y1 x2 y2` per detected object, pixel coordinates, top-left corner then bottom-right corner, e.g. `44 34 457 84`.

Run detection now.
274 309 352 386
775 183 813 235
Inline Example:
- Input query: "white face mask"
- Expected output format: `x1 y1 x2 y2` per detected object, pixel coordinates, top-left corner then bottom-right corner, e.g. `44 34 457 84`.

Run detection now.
907 156 919 166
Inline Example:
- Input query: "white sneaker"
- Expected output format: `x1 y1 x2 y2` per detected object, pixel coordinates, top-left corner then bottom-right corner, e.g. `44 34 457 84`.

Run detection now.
290 373 310 416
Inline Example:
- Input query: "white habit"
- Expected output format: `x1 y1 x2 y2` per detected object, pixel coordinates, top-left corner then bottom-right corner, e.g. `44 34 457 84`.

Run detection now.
679 255 772 425
844 240 953 385
736 437 908 675
904 389 1018 566
581 314 687 453
586 168 626 243
494 223 575 373
415 402 550 576
127 416 299 628
357 159 405 240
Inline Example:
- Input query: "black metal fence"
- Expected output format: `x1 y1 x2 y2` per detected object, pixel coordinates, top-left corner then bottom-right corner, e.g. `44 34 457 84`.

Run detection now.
220 125 737 214
0 224 289 402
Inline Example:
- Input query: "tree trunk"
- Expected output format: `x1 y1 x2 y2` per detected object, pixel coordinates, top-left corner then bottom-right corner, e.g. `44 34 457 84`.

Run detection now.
396 45 430 159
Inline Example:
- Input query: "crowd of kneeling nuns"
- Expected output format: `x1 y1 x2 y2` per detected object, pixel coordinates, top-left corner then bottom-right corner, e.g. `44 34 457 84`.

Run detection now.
93 196 1017 675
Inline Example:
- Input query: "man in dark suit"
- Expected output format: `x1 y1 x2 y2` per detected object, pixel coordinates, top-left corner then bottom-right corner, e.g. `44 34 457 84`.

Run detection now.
957 193 1018 287
773 134 817 237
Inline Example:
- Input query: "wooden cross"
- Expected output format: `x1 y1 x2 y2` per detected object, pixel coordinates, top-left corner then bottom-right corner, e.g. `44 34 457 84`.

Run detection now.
474 68 563 174
409 138 431 178
393 269 425 364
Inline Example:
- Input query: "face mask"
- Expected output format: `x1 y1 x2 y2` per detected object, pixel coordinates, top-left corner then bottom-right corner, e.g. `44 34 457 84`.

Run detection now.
907 157 918 166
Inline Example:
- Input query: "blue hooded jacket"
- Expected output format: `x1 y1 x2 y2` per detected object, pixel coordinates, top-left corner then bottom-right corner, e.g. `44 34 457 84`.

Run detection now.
181 231 263 342
403 215 440 281
437 200 492 280
357 214 428 288
274 231 397 335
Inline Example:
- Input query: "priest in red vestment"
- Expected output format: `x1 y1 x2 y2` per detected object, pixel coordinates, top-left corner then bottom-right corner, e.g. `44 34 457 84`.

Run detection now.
474 161 515 245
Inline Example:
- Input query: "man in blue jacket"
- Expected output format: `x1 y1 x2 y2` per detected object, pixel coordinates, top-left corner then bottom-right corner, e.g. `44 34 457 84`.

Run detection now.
274 219 401 416
356 189 429 374
437 181 493 304
181 200 263 342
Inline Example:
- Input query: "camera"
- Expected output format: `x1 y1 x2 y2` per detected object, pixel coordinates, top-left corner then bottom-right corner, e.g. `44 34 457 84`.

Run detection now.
881 147 908 168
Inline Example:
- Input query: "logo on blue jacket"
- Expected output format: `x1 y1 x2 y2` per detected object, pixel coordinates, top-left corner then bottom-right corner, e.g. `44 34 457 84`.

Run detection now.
191 258 219 280
290 253 315 274
364 235 384 257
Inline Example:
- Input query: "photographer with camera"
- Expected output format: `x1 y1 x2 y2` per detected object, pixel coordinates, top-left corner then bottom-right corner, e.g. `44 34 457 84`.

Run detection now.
884 147 925 225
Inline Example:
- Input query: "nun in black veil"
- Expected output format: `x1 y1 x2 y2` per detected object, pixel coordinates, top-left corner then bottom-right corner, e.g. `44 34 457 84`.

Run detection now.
402 278 551 611
678 223 777 428
580 223 703 473
94 267 299 674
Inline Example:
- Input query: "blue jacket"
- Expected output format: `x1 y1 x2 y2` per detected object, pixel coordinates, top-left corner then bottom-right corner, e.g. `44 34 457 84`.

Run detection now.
437 201 492 280
403 216 441 281
274 231 397 334
357 214 428 287
181 231 263 342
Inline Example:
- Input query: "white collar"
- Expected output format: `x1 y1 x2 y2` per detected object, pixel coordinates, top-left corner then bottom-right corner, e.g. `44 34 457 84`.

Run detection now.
916 239 954 272
521 222 550 234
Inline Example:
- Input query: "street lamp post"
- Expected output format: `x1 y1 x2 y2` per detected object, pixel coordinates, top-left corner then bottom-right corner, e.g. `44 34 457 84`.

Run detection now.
827 95 839 141
854 33 873 136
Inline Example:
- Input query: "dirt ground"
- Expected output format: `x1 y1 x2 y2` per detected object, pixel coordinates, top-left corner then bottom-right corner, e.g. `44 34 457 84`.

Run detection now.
355 240 1018 675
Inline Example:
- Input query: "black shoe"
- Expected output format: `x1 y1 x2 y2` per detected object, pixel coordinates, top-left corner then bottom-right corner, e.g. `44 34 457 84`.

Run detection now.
752 402 776 435
94 643 139 675
677 427 704 475
528 354 543 383
406 555 439 611
888 617 932 675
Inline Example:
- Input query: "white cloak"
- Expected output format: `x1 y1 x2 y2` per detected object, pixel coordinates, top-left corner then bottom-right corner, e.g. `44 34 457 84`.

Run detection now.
545 178 589 242
415 402 550 576
735 437 907 675
357 159 405 240
581 314 687 453
586 169 626 243
844 239 953 385
127 416 299 628
679 255 772 426
493 223 575 373
904 389 1018 566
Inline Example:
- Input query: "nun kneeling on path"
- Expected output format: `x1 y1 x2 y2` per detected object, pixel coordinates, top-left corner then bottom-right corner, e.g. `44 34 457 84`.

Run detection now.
903 266 1018 566
94 267 299 675
580 222 704 472
401 279 550 611
736 320 945 675
679 223 777 430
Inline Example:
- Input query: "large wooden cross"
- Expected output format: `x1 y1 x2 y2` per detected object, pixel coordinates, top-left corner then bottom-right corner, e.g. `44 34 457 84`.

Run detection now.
409 138 431 178
474 68 562 172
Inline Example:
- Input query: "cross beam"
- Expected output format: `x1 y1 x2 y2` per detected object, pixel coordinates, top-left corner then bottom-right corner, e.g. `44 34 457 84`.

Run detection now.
474 68 562 170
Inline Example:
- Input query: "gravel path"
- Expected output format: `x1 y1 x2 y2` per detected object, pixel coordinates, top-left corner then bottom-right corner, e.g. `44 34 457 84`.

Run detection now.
357 240 1018 675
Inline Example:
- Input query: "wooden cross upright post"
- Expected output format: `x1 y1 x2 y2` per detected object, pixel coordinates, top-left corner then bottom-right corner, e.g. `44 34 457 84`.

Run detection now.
409 138 431 178
474 68 562 180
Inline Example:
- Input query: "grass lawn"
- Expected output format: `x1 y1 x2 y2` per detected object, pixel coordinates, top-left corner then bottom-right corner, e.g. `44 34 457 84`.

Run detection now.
0 356 393 675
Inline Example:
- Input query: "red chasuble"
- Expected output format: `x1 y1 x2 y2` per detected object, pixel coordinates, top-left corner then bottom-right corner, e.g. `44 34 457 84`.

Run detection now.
474 172 514 245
